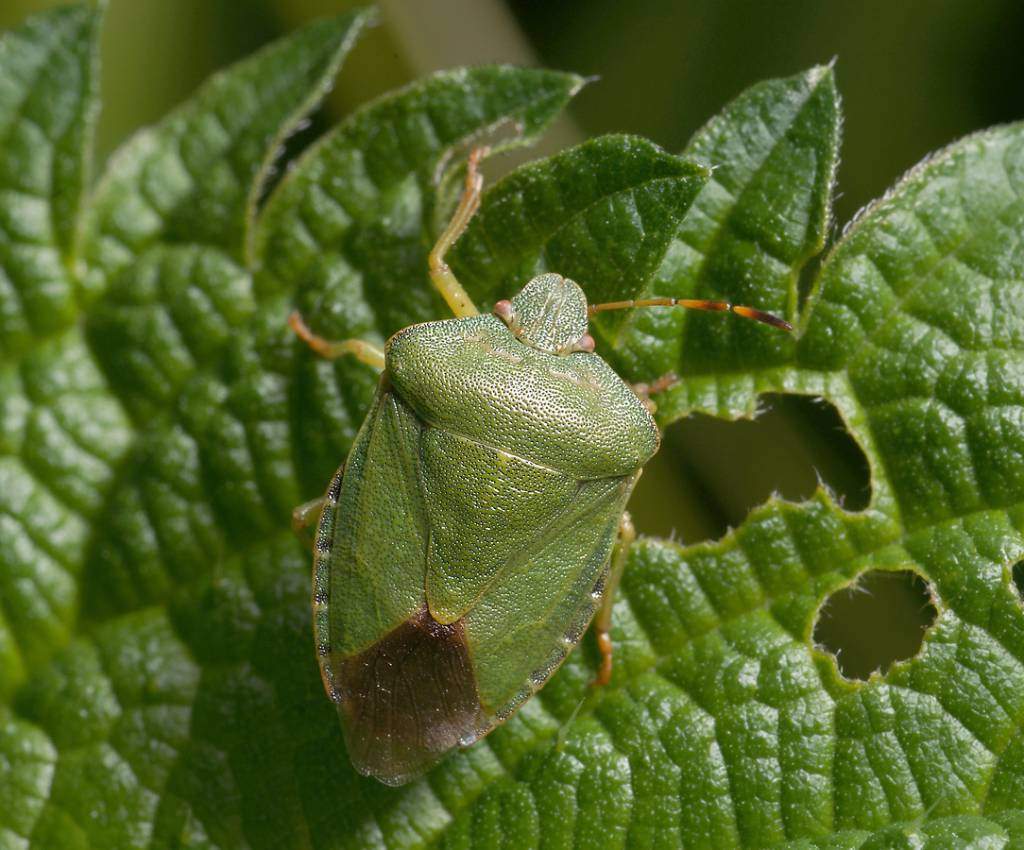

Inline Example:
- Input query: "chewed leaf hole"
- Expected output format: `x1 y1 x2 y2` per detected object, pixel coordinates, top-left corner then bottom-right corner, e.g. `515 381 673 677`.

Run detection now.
1013 560 1024 599
813 569 938 680
630 393 870 542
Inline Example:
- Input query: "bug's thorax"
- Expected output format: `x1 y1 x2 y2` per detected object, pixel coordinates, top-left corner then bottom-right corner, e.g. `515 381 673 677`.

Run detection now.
384 275 660 480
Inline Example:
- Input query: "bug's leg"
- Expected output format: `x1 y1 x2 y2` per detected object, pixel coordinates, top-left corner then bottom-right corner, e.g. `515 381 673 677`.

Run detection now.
592 511 636 688
292 496 327 551
288 312 385 371
630 372 679 415
428 147 488 318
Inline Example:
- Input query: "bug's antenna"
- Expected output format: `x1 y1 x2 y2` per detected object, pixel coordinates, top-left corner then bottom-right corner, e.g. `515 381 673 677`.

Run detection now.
587 297 793 332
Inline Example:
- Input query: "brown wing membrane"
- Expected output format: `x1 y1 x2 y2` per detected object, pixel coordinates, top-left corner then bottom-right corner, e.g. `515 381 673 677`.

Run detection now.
333 606 486 785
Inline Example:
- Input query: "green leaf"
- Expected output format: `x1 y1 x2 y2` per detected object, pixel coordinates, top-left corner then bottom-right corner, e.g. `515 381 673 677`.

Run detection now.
0 3 99 357
83 7 374 290
256 65 585 314
617 65 840 392
799 124 1024 528
2 6 1024 850
0 2 108 704
449 134 709 315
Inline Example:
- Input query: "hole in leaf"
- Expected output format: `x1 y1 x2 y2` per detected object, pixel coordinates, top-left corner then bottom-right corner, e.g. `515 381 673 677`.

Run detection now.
813 569 938 680
1013 560 1024 599
630 393 870 542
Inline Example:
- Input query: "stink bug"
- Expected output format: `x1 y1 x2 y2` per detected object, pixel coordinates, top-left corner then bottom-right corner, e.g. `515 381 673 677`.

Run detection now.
291 147 791 785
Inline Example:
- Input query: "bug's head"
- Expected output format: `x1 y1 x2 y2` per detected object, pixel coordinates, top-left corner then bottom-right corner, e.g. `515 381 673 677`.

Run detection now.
493 273 595 356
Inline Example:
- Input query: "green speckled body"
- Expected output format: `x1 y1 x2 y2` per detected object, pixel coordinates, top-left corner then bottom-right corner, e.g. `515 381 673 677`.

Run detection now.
313 274 659 784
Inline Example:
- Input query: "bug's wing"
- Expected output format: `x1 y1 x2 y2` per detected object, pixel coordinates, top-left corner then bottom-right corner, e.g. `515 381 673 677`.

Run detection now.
420 428 579 623
462 474 635 715
317 388 486 784
317 387 428 659
332 607 484 787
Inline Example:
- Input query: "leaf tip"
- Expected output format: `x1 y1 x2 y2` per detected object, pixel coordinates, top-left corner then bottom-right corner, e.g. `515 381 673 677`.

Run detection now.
298 4 376 51
346 4 381 33
571 73 600 96
805 61 836 89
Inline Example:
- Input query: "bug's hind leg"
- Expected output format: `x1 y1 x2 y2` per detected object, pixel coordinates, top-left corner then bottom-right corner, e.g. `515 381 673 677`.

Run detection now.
592 511 636 687
292 496 327 551
428 147 489 319
288 312 385 371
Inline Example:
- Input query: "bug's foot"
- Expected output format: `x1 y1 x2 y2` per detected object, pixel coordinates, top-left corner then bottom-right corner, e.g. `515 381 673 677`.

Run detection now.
630 372 679 414
292 496 327 551
591 630 613 688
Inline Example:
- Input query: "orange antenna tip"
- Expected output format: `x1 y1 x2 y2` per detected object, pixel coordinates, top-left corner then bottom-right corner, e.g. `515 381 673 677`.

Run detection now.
587 296 792 332
732 306 793 332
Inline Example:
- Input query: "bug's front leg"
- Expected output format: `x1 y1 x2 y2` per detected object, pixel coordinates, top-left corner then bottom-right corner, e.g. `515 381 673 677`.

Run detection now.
427 146 488 319
629 372 679 415
288 312 385 371
292 496 327 551
592 511 636 687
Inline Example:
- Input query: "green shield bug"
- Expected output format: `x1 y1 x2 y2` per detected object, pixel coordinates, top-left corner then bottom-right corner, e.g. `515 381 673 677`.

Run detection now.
290 147 791 785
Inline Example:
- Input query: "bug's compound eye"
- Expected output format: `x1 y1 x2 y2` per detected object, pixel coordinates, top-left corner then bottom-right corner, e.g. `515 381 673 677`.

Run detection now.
493 299 519 331
574 333 596 353
559 333 595 355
